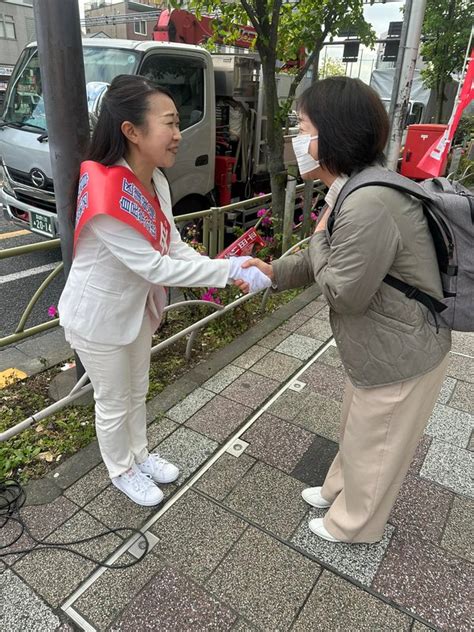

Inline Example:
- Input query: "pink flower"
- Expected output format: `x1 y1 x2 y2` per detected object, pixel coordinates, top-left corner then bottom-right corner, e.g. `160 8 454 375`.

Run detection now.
298 214 304 222
311 212 318 221
48 305 58 318
261 216 272 227
257 208 267 217
201 288 221 304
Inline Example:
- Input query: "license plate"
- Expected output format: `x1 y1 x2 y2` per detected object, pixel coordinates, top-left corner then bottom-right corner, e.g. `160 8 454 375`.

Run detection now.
30 210 54 237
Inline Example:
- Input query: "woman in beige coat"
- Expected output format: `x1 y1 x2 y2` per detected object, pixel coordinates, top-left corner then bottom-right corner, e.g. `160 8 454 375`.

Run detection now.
240 77 451 544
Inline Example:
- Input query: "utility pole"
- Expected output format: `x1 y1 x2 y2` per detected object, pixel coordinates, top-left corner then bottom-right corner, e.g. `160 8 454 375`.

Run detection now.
385 0 427 170
34 0 90 379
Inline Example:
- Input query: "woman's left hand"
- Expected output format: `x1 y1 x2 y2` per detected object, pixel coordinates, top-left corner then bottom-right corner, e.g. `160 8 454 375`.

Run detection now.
315 207 331 233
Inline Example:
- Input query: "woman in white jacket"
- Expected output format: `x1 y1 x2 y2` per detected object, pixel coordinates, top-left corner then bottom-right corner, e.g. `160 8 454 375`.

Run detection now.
59 75 269 506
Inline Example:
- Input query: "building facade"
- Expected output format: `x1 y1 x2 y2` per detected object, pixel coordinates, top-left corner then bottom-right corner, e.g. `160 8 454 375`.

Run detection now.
0 0 35 106
84 0 163 41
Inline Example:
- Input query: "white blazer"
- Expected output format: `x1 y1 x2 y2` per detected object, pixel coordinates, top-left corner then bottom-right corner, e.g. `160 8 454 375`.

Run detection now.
58 161 230 345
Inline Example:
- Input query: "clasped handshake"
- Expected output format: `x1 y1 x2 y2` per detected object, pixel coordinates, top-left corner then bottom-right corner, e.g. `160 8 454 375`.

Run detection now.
227 256 274 294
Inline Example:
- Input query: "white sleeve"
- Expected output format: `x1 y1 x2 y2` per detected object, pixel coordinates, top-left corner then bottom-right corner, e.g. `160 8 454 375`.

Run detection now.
89 215 230 288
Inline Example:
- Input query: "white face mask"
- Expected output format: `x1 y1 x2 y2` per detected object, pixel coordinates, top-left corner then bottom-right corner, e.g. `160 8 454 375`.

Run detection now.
291 134 320 175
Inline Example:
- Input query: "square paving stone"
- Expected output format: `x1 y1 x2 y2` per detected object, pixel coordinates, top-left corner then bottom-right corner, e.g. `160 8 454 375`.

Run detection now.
441 496 474 562
291 507 395 586
84 485 159 531
250 350 302 382
258 326 291 349
291 435 339 487
203 365 245 393
299 362 347 401
372 530 474 631
275 333 322 360
451 331 474 356
447 353 474 383
156 426 219 484
111 566 237 631
314 304 331 321
75 550 165 630
389 474 453 543
266 388 311 421
195 452 256 501
17 495 79 541
0 570 61 632
14 511 121 608
295 317 333 341
292 570 411 632
449 380 474 414
224 461 308 539
231 619 258 632
293 391 342 442
420 439 474 497
408 435 432 475
185 395 252 443
167 387 215 423
232 345 269 369
437 377 457 404
149 490 246 581
147 417 179 450
425 404 474 448
280 312 311 332
300 299 327 316
242 413 314 473
220 372 279 409
206 527 319 631
64 462 110 507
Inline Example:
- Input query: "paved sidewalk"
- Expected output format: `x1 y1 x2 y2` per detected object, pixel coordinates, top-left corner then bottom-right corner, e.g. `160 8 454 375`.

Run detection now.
1 289 473 631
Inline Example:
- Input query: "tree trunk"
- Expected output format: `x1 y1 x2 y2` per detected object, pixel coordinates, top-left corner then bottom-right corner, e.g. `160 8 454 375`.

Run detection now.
312 48 320 82
260 57 286 231
436 77 446 123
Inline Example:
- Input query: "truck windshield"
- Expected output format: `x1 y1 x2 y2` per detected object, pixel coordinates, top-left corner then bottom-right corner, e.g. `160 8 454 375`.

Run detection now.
1 46 140 132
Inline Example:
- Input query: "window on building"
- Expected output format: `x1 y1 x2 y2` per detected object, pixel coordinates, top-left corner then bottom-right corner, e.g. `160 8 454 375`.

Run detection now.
0 15 17 40
134 20 147 36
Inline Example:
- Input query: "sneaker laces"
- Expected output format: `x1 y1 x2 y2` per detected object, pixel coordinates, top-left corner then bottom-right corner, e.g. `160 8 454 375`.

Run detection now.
121 467 155 494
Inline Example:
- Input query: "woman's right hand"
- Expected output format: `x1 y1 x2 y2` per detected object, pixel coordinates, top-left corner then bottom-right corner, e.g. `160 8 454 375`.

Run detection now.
241 258 274 280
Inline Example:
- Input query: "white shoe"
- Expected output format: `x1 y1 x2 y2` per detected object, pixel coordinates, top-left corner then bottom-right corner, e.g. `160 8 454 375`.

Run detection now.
137 453 179 484
112 463 164 506
301 486 332 508
308 518 341 542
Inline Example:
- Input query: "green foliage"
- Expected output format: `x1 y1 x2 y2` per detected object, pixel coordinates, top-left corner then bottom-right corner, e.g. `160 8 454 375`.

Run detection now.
421 0 473 120
319 57 346 79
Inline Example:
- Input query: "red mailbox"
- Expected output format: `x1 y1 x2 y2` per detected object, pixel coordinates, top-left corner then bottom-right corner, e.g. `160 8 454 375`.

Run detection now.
400 124 448 179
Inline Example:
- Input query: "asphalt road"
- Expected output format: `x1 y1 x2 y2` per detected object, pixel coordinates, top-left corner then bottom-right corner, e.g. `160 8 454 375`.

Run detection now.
0 213 64 339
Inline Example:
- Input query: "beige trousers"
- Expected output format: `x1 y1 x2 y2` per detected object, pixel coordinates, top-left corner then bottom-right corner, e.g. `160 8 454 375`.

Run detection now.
321 354 449 543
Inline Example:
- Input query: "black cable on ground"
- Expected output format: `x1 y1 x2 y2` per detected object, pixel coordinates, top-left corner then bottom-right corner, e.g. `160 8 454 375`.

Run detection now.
0 478 149 571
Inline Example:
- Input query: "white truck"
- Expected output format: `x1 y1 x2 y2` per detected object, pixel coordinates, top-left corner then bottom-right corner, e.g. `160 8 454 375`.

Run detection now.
0 38 299 238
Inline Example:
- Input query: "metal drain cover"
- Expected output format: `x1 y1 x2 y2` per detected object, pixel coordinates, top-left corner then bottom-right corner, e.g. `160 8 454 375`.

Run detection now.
128 530 159 558
289 380 306 392
226 438 249 457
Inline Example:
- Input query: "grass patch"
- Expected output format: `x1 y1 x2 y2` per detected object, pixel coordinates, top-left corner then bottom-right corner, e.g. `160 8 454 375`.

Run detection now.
1 288 300 483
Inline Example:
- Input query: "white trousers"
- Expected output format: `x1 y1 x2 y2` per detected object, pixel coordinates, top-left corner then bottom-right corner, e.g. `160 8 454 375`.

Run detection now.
67 314 152 478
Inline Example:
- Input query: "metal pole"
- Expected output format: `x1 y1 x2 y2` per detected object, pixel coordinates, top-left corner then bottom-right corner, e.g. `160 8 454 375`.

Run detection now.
386 0 412 130
34 0 90 378
386 0 427 170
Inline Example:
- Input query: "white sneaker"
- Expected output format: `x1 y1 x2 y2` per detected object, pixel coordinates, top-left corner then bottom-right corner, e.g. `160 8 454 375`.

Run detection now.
308 518 341 542
137 453 179 484
112 463 164 506
301 486 332 508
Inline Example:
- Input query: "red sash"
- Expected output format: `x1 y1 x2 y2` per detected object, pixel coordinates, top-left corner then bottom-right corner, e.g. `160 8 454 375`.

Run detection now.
74 161 171 254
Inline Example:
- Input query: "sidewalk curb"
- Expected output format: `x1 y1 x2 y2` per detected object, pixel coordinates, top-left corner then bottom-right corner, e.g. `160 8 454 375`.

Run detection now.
24 285 321 505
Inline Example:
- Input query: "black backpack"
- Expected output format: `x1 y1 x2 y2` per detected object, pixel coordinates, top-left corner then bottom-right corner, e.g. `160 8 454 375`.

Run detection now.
330 167 474 332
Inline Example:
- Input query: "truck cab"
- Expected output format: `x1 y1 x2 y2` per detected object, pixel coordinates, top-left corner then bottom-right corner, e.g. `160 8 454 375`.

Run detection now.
0 39 216 237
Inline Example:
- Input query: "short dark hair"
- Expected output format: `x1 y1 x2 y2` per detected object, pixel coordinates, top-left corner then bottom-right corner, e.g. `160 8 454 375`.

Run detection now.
297 76 389 176
87 74 176 166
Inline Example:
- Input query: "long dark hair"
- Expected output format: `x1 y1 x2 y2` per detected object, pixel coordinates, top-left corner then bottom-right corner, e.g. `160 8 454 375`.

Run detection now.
87 74 176 165
297 76 389 176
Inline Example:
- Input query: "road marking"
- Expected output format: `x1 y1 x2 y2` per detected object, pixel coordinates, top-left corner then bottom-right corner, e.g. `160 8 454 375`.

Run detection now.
0 368 28 388
0 229 30 240
0 262 59 284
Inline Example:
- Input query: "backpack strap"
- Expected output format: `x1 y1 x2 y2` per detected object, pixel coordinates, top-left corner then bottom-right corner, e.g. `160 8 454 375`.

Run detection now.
329 167 445 331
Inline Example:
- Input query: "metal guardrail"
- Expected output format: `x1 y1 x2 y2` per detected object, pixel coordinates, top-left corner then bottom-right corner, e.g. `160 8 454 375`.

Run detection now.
1 183 321 349
0 236 311 443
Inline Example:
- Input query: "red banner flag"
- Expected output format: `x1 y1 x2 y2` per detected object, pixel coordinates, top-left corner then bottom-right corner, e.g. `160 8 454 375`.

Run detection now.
216 227 266 259
417 49 474 177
